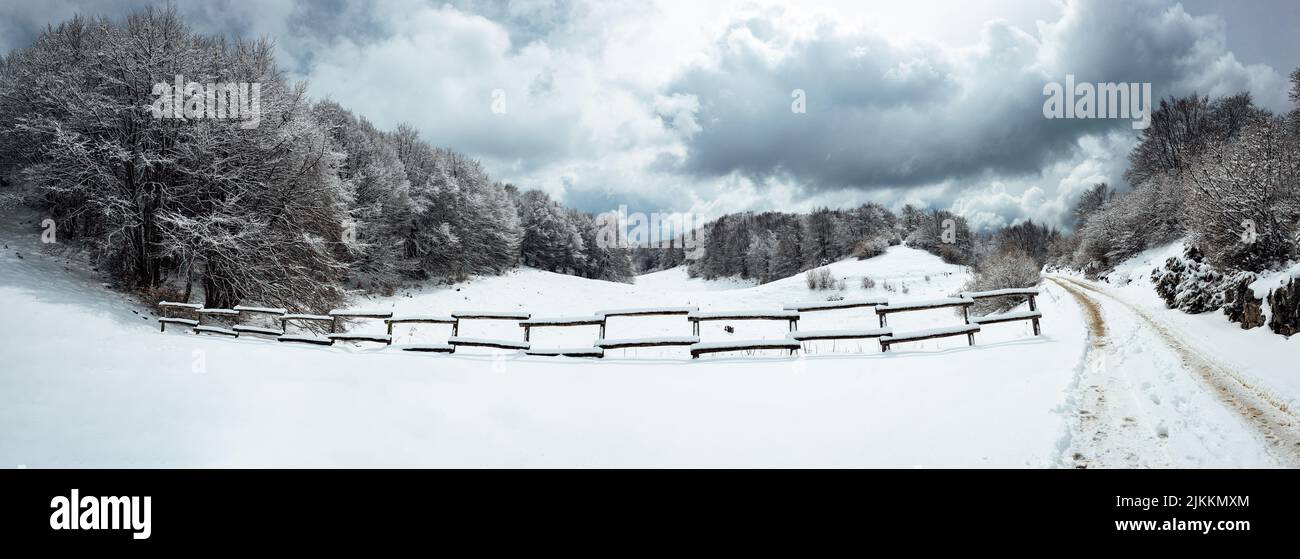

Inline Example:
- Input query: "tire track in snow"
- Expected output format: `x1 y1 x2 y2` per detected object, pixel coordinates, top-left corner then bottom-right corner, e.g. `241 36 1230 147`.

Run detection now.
1053 276 1300 467
1049 278 1173 468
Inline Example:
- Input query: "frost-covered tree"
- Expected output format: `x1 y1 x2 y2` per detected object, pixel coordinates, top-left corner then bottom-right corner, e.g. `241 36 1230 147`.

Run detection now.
1186 115 1300 271
518 190 584 273
1071 183 1111 230
313 101 414 288
0 8 352 310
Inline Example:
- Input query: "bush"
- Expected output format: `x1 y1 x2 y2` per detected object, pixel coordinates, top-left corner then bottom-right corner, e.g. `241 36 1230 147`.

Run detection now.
852 237 890 260
1151 246 1224 314
860 276 876 289
962 249 1041 314
805 267 836 290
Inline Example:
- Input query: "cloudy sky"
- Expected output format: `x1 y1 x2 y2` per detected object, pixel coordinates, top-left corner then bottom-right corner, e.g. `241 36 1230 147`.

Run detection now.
2 0 1297 231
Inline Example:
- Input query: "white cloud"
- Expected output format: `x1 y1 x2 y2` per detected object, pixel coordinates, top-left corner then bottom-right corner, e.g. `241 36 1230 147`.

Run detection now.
9 0 1286 230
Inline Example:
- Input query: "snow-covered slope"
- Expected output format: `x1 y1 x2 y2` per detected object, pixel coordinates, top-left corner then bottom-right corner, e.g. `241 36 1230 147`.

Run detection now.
1098 241 1300 410
0 222 1091 466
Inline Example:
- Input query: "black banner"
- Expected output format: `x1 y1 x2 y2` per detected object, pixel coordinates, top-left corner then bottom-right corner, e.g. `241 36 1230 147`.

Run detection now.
1 469 1291 548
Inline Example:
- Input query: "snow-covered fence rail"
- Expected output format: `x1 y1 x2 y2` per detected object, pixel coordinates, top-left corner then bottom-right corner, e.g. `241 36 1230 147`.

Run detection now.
874 297 974 327
684 310 802 358
874 297 979 351
524 346 605 358
278 314 335 345
154 292 1044 358
447 336 530 351
231 305 287 337
326 309 394 345
447 311 531 351
384 315 458 353
782 297 888 313
879 324 981 352
595 308 702 348
157 301 201 332
781 298 890 351
519 316 606 341
787 327 892 343
193 308 239 337
596 336 700 351
961 288 1042 336
687 310 800 335
385 315 456 334
596 306 696 318
690 339 801 359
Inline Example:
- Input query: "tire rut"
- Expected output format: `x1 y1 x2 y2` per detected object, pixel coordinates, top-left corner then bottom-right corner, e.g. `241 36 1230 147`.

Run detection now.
1050 277 1172 468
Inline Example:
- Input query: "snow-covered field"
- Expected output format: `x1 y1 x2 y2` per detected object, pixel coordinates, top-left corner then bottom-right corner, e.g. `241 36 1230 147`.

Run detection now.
1 222 1087 467
4 217 1297 467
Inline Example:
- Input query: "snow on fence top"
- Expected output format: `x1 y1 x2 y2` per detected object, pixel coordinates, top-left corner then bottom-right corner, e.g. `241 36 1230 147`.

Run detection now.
328 309 394 318
158 301 202 310
690 339 802 351
881 323 980 341
446 336 530 350
596 336 700 348
596 306 697 317
787 328 892 341
327 332 392 343
282 313 333 322
277 334 334 345
782 298 889 312
876 297 973 313
385 315 456 323
524 347 605 357
688 310 801 320
519 316 604 326
451 311 531 320
195 308 239 316
232 305 288 315
961 288 1040 299
969 310 1043 324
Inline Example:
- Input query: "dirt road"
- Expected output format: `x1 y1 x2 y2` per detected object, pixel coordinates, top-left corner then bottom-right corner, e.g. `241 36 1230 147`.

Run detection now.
1050 276 1300 467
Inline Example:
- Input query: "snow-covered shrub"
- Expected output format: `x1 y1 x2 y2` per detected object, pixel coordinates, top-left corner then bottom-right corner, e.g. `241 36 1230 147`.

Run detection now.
861 276 876 289
962 249 1041 315
805 267 835 290
852 236 889 260
1151 246 1224 314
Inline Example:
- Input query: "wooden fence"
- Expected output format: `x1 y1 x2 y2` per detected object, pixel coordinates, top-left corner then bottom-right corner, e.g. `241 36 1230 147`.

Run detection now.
154 287 1044 358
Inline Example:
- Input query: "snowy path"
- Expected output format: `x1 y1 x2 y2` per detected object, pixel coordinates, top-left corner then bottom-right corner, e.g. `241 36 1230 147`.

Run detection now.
1049 276 1298 467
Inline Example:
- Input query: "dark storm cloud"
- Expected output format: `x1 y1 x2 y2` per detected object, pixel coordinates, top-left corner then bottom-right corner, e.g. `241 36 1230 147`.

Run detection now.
666 0 1289 194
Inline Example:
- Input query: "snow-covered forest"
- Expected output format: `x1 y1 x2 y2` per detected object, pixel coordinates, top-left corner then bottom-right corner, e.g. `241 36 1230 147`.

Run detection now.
0 8 634 312
1056 74 1300 336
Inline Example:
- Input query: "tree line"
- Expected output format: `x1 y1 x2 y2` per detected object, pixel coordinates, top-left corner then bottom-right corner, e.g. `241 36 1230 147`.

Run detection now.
0 8 632 312
1061 74 1300 275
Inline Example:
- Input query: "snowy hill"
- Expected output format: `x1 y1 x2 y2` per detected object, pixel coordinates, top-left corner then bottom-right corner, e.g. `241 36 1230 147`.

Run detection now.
0 224 1090 467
